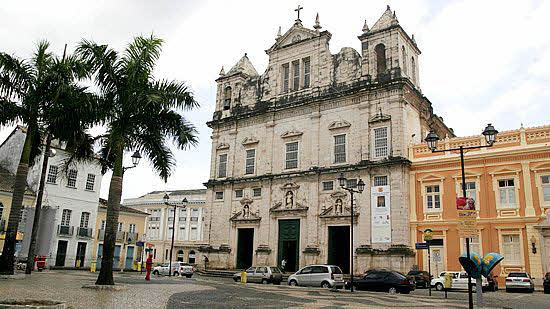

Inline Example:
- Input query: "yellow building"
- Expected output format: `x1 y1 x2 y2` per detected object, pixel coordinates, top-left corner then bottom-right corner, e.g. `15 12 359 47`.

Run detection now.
409 125 550 286
0 166 36 249
91 199 148 270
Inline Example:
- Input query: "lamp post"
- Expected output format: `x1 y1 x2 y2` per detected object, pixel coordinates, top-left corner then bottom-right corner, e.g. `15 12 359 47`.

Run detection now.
163 193 188 277
425 124 498 309
123 151 142 173
337 173 365 293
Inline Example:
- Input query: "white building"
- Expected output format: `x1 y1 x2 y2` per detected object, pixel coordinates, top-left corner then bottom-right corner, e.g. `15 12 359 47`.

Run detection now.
0 127 102 268
123 189 207 265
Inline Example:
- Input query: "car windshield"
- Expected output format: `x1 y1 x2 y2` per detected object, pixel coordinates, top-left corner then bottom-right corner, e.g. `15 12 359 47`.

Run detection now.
270 267 281 273
407 271 419 275
508 272 528 278
393 272 406 279
330 266 343 274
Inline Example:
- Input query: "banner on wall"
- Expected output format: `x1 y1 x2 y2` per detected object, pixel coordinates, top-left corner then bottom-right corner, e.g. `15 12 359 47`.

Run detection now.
371 185 391 243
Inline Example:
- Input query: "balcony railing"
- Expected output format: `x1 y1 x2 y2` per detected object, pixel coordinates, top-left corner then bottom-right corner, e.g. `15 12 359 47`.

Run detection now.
98 229 105 240
127 232 138 243
57 225 74 236
116 230 126 242
77 227 93 238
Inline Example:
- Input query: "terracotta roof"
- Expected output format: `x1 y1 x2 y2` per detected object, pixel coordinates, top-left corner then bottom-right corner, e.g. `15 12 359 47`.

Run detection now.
0 166 35 196
98 198 149 216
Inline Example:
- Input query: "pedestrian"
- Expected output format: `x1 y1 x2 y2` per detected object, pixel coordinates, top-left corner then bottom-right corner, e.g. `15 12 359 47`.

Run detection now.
281 258 287 273
145 254 153 281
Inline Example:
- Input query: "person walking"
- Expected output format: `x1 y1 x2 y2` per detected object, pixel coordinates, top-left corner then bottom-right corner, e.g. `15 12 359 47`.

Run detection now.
281 258 287 273
145 254 153 281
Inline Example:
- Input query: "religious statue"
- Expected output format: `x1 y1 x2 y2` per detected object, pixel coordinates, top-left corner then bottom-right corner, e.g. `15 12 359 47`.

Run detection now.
335 198 343 214
285 191 294 208
243 204 250 218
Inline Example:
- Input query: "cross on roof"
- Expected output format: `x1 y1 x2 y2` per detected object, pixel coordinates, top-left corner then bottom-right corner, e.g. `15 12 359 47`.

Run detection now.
295 5 303 20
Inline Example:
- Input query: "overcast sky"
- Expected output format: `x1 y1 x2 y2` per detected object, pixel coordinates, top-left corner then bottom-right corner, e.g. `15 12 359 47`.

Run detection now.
1 0 549 201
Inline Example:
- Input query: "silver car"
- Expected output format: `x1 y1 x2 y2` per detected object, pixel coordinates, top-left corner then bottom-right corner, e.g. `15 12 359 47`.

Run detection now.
288 265 344 288
506 272 534 293
233 266 283 284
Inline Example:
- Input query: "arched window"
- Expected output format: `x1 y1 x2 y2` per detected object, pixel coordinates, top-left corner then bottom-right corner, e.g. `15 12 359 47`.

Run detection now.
223 86 232 110
402 46 407 75
375 44 387 75
411 57 416 84
189 250 196 264
177 249 184 262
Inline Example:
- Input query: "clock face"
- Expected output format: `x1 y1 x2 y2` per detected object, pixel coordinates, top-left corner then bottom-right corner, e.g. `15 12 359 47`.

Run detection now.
292 35 301 43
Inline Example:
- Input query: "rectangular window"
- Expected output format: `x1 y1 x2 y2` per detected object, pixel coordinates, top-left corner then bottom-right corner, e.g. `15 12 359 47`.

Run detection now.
346 179 357 189
215 191 224 200
79 212 90 228
374 127 388 158
218 154 227 178
61 209 72 226
292 60 300 91
377 196 386 207
285 142 299 169
334 134 346 163
245 149 255 175
253 188 262 197
67 169 78 188
303 57 310 88
373 176 388 187
179 226 187 241
464 236 481 255
498 179 516 208
85 174 95 191
502 235 521 264
459 182 477 202
541 176 550 202
118 222 123 232
191 226 198 240
101 220 105 230
47 165 58 184
361 42 368 54
235 189 243 198
129 224 136 233
426 185 441 210
322 181 334 191
282 64 289 93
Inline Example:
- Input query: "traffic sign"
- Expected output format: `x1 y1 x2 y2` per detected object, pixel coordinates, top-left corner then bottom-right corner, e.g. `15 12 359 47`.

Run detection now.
415 242 429 250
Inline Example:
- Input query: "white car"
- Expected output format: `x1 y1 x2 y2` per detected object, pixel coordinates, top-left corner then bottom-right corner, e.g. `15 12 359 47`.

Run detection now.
431 271 488 291
179 263 195 278
153 262 185 276
505 272 534 293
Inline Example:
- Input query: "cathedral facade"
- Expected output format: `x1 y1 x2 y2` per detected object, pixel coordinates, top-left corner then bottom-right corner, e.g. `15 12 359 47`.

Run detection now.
201 6 453 274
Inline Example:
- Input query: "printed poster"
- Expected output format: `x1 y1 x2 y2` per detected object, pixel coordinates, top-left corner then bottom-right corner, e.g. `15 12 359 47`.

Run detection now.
371 185 391 243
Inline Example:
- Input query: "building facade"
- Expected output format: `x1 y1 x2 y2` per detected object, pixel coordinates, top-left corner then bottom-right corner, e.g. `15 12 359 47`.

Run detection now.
203 7 453 274
0 127 103 268
92 199 148 270
123 189 207 265
410 125 550 286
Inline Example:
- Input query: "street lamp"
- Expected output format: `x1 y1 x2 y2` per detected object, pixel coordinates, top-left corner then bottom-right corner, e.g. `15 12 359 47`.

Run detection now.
164 193 188 276
424 124 498 309
338 173 365 293
123 150 142 173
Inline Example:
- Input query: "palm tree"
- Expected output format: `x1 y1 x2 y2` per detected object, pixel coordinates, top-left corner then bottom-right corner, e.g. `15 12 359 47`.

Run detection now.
76 35 199 285
0 41 95 274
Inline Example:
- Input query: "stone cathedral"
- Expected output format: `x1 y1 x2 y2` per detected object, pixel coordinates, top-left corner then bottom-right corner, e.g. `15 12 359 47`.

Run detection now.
201 6 453 274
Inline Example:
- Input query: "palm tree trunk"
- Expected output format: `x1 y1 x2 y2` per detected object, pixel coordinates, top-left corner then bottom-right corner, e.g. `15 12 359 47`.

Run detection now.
96 143 124 285
0 128 35 275
25 134 52 274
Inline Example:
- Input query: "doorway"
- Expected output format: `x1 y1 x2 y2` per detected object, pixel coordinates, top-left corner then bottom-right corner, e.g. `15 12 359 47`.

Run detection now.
177 250 184 262
278 219 300 272
75 242 87 267
236 228 254 269
125 246 134 270
327 226 350 274
113 245 121 269
55 240 68 267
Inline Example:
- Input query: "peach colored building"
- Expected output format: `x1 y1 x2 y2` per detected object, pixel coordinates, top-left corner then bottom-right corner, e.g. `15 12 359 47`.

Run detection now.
409 125 550 286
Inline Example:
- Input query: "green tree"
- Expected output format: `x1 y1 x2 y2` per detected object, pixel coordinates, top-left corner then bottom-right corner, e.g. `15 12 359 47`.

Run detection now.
0 41 95 274
76 35 198 285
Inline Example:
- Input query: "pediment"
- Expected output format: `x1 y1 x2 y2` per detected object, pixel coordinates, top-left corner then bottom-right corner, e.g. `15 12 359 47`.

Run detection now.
241 136 259 146
369 112 391 124
531 162 550 172
281 129 303 139
268 24 318 52
230 211 261 225
319 206 359 218
489 167 521 176
239 197 254 205
280 182 300 191
328 120 351 130
419 174 445 182
216 142 230 150
452 171 481 179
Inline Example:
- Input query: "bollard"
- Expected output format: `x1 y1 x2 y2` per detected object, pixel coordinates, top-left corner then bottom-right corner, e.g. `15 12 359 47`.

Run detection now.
241 271 247 285
90 262 96 273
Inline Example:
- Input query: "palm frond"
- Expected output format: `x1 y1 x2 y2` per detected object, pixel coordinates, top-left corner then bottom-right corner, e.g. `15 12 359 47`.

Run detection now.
150 79 199 111
122 35 163 85
76 39 120 94
0 53 34 99
137 131 174 181
0 98 24 126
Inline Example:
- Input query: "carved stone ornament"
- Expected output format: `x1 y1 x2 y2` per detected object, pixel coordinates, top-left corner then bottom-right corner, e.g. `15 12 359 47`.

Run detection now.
270 182 308 217
328 119 351 130
216 142 230 150
281 129 303 139
319 191 359 223
369 109 391 124
241 136 259 146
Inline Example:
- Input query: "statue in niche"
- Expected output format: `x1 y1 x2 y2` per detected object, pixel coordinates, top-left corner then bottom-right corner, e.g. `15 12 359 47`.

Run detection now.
285 191 294 208
243 204 250 218
335 198 343 214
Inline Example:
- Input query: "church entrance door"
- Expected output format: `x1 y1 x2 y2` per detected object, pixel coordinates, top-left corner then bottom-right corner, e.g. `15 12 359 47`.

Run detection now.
327 226 350 274
236 228 254 269
278 219 300 273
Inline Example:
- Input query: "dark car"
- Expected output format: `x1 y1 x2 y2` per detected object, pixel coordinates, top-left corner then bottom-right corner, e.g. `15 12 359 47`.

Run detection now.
354 270 415 294
544 272 550 294
486 273 499 292
407 270 431 288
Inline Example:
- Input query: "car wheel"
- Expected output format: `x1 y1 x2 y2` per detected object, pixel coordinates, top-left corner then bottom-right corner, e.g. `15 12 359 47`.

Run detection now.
289 280 298 286
262 279 269 284
388 287 397 294
321 281 331 289
435 283 444 291
544 287 549 294
234 277 239 282
153 270 159 275
529 288 534 293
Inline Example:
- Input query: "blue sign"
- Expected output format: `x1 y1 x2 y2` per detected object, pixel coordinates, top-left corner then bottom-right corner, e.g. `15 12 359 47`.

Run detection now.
136 241 145 247
415 242 429 250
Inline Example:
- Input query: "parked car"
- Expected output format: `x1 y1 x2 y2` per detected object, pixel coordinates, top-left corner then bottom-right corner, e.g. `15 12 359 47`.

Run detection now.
354 270 415 294
179 263 195 278
486 273 499 292
407 270 431 288
431 271 488 291
288 265 344 289
153 262 186 276
543 272 550 294
505 272 534 293
233 266 283 284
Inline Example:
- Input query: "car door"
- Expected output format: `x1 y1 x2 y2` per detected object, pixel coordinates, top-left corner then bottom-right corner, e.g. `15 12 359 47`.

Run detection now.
245 267 256 283
297 266 313 286
457 272 468 289
255 267 268 283
360 272 381 291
